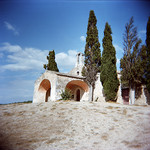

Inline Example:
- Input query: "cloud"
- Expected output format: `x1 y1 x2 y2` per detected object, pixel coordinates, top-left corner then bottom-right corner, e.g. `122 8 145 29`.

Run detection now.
0 43 78 104
114 44 123 52
116 58 120 71
0 43 49 71
117 58 120 64
80 36 86 42
0 42 22 52
4 21 19 36
139 30 146 34
56 50 77 72
0 43 77 72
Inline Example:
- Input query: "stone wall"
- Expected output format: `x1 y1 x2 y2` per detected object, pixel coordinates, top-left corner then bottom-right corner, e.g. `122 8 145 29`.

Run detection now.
33 71 57 103
93 73 105 102
56 74 89 101
33 70 147 105
33 70 91 103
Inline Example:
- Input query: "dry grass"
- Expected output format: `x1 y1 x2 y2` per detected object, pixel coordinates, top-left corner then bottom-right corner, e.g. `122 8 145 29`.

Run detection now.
100 111 107 114
101 133 109 141
73 107 78 110
51 107 56 111
122 140 143 149
113 118 118 122
17 111 26 116
129 144 142 148
127 114 133 118
127 119 136 123
93 142 99 145
122 109 127 115
0 102 150 150
46 138 61 144
106 106 113 109
122 140 130 145
3 112 15 116
109 126 115 131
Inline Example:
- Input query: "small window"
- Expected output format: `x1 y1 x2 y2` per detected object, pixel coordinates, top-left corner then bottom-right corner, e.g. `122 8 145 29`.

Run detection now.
77 71 79 75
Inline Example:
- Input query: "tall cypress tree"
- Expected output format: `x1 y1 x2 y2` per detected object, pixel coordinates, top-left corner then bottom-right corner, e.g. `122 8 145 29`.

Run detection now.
139 45 147 84
44 50 59 72
146 17 150 93
83 10 101 101
100 22 119 101
120 17 145 104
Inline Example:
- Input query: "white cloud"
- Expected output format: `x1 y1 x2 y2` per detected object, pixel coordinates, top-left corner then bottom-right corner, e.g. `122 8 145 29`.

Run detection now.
4 21 19 36
0 42 22 52
80 36 86 42
56 50 77 72
0 43 79 104
114 44 123 52
1 64 31 71
0 43 77 72
116 58 121 71
117 58 120 64
68 50 77 56
139 30 146 34
0 43 49 71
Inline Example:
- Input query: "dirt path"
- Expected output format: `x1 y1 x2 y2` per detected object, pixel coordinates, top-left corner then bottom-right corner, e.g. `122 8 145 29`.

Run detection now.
0 101 150 150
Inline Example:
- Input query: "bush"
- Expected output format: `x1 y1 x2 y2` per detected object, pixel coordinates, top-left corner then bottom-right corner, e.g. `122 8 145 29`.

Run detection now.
61 89 72 100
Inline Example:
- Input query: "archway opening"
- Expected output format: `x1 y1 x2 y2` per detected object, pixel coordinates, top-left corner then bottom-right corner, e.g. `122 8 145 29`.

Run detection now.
38 79 51 102
66 80 89 101
122 88 129 105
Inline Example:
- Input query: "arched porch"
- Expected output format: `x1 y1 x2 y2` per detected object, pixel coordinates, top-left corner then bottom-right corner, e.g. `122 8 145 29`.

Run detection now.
38 79 51 102
66 80 89 101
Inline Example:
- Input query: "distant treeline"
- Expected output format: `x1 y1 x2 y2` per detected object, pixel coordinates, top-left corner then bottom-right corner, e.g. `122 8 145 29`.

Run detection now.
0 100 32 105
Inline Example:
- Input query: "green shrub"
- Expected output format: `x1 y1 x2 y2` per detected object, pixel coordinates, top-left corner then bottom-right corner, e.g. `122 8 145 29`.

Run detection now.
61 89 72 100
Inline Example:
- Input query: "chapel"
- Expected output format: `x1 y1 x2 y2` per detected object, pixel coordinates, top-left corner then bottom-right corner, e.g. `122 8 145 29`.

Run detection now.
33 52 148 105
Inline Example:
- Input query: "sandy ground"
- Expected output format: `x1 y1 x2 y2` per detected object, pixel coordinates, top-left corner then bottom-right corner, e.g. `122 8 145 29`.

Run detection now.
0 101 150 150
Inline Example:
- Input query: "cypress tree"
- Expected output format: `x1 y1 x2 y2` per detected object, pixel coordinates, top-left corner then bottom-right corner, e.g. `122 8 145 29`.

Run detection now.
140 45 147 84
120 17 145 104
83 10 101 101
100 22 119 101
146 17 150 93
43 50 59 72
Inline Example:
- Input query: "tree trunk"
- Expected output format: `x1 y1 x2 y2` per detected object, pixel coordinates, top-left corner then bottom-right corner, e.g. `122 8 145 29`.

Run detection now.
91 85 94 101
89 86 92 102
129 86 135 104
89 85 94 101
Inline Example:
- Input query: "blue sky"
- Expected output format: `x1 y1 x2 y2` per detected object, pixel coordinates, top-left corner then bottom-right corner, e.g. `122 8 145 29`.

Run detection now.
0 0 150 104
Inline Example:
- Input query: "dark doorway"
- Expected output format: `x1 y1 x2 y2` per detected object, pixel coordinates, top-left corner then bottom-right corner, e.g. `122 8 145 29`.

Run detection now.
76 89 80 101
122 88 129 104
45 88 51 102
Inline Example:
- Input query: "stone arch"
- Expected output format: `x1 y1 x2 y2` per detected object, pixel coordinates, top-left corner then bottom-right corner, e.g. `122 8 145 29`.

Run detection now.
38 79 51 102
66 80 89 101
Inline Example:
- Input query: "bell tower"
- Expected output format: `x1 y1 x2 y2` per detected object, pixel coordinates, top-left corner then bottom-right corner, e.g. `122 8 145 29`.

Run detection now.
69 52 84 76
76 52 84 67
